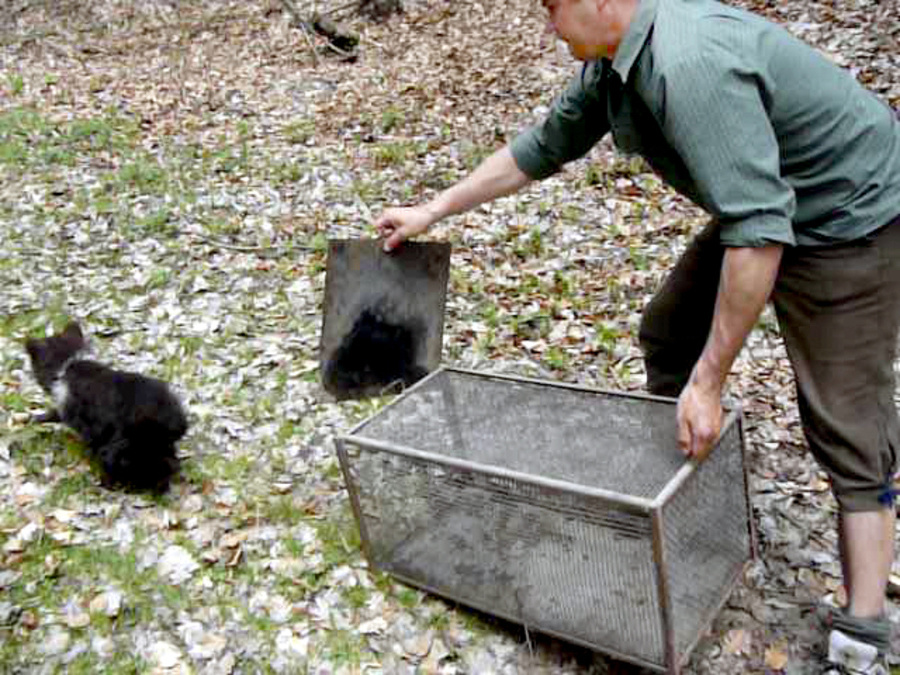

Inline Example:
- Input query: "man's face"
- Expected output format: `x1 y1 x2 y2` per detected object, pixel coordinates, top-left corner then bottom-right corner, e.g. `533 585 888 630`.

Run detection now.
542 0 613 61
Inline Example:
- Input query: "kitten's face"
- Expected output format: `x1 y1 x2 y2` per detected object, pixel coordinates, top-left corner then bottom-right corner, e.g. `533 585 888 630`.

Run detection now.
25 322 86 393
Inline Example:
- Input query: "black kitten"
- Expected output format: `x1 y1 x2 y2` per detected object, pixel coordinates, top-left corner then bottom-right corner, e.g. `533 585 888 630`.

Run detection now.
25 322 188 492
324 307 428 398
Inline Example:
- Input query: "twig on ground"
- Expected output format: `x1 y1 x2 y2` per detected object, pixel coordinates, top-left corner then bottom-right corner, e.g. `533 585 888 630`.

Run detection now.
279 0 319 66
328 0 361 21
186 232 315 254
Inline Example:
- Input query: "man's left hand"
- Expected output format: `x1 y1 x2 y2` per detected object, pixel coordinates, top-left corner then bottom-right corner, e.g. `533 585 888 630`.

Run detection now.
676 377 723 461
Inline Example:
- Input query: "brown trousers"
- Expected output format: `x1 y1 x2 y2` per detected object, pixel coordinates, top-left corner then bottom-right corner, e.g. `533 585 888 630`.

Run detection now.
638 215 900 511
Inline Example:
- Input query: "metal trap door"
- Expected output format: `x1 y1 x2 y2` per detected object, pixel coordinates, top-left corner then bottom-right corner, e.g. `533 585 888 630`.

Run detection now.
320 239 451 400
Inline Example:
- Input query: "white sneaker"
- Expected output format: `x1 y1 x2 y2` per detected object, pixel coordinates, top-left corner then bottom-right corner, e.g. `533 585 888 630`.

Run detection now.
825 629 889 674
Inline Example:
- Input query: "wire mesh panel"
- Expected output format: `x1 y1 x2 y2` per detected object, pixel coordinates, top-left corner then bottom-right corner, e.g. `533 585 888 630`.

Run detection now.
340 442 666 666
660 419 752 665
337 368 751 673
353 369 686 498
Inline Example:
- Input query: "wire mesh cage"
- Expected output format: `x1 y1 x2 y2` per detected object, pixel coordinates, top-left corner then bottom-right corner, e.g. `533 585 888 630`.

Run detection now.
336 367 754 673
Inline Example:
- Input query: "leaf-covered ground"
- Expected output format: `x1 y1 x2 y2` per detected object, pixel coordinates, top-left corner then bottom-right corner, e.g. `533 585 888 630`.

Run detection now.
1 0 899 673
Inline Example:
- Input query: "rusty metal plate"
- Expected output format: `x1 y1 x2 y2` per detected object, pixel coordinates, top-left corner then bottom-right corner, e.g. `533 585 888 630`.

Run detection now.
320 239 451 400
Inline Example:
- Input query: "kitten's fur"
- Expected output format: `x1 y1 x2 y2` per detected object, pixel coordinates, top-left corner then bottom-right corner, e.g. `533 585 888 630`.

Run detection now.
25 322 188 492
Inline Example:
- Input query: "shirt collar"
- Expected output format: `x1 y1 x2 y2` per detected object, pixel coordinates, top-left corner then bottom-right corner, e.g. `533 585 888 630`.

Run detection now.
611 0 659 82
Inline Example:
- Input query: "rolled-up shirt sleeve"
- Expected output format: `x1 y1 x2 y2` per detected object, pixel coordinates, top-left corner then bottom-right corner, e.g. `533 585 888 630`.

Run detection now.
510 63 611 180
661 45 797 247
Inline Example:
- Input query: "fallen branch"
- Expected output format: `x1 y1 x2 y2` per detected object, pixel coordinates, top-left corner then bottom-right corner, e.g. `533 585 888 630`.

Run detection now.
279 0 319 66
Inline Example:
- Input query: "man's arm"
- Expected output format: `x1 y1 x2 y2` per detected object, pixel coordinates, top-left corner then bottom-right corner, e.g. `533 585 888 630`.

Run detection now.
429 146 532 220
376 64 609 251
678 244 783 459
376 146 531 251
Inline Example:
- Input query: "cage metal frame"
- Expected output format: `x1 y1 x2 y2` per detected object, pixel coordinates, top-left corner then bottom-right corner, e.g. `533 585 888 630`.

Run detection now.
336 366 757 674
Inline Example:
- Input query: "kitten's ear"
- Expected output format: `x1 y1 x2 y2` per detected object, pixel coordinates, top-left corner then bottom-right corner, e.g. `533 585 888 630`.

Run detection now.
24 338 39 359
63 322 84 340
62 322 86 349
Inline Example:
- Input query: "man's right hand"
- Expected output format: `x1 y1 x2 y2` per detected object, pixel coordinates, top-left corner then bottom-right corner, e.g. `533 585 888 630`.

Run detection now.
372 146 530 252
374 205 437 252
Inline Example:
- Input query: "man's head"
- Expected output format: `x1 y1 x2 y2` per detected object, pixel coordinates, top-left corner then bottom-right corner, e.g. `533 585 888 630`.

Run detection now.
541 0 637 61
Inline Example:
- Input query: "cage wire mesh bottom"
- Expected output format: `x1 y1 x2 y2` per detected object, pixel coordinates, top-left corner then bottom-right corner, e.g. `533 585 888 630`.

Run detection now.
336 368 754 673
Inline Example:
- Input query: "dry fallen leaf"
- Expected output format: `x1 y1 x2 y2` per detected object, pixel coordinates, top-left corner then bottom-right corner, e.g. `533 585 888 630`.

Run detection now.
723 628 752 655
220 532 247 549
834 585 849 608
764 642 789 671
226 545 243 568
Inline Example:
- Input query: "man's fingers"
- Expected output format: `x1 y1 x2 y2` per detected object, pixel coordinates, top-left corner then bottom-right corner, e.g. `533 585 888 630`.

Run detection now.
676 382 724 462
677 416 692 457
375 214 399 251
679 417 717 460
691 423 720 462
374 217 394 238
383 229 404 253
690 429 706 460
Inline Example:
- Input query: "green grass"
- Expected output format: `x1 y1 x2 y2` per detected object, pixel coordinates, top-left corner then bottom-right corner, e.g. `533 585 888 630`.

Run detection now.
7 73 25 96
544 345 570 370
373 140 424 168
62 545 157 600
114 159 168 193
271 159 305 185
320 628 368 667
474 327 496 355
0 107 141 171
583 155 651 190
427 609 451 631
512 312 551 341
394 587 420 609
134 207 175 235
458 609 494 638
54 651 146 674
480 302 501 329
625 243 648 270
0 305 71 339
266 495 308 525
379 106 405 133
341 584 370 610
458 139 492 171
593 321 624 355
283 119 315 145
0 385 34 417
314 505 362 568
512 227 545 259
0 526 171 670
8 429 72 478
202 453 256 485
0 634 147 674
0 105 313 257
44 470 98 507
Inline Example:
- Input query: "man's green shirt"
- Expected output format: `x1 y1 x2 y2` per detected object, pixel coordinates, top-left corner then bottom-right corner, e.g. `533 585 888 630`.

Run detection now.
510 0 900 247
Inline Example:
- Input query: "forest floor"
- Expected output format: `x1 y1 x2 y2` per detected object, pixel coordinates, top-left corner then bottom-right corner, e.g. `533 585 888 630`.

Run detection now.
1 0 899 672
